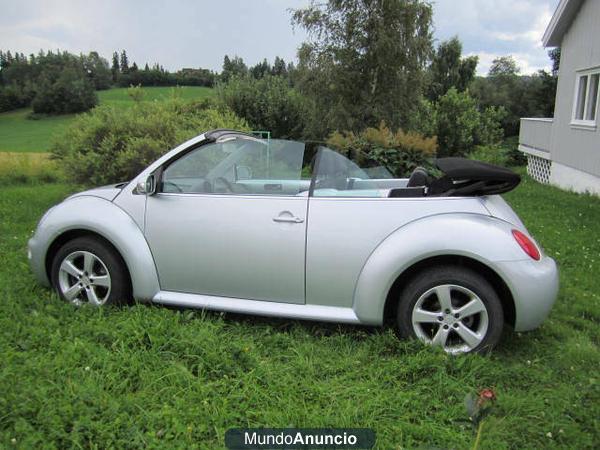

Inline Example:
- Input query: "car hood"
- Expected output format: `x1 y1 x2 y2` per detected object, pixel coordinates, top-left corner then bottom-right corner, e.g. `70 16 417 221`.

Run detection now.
66 182 129 202
480 195 526 230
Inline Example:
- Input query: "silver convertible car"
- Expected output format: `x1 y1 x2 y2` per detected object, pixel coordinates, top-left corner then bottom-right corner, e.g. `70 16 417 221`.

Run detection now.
28 129 559 353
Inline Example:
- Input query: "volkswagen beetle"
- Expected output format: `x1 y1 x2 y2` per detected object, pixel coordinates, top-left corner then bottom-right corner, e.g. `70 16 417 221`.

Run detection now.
28 129 559 353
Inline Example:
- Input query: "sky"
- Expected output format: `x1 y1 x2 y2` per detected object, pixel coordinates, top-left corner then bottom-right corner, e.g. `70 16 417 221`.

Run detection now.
0 0 560 76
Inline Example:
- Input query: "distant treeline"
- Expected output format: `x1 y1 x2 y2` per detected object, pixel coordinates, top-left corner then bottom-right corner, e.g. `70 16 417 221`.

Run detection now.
108 50 217 87
0 49 296 114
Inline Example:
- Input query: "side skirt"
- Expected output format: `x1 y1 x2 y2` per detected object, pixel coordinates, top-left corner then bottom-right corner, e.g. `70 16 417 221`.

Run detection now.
152 291 362 324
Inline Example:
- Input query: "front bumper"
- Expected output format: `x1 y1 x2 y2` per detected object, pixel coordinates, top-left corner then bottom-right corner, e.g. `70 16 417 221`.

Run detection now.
28 234 51 287
495 256 559 332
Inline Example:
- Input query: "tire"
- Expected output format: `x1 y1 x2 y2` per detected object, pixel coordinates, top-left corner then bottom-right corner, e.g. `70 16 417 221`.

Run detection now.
396 265 504 354
51 236 131 306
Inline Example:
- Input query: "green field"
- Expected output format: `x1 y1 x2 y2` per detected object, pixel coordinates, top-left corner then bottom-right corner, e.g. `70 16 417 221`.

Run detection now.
0 86 214 153
0 175 598 448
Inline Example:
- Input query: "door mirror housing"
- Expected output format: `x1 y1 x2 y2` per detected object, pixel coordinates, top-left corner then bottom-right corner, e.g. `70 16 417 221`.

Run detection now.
136 174 157 195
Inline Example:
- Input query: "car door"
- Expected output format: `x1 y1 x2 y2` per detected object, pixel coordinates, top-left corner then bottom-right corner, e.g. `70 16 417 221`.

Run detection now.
144 135 312 304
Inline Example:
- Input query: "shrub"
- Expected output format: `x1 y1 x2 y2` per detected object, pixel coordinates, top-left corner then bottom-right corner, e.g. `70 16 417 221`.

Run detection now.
468 145 509 167
407 98 438 138
431 88 505 158
217 75 308 139
327 122 437 177
0 83 34 112
475 105 506 147
502 135 527 166
434 88 480 157
51 99 249 185
32 67 97 114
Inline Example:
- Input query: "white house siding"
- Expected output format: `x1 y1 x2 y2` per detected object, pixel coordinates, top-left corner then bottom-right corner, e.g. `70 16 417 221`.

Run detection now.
550 0 600 181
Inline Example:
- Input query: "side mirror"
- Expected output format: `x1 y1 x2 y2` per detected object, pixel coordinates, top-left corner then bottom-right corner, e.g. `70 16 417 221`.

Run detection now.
136 174 157 195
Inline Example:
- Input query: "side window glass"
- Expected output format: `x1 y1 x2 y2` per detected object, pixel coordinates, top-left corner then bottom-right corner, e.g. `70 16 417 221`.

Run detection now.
161 138 314 196
312 146 395 197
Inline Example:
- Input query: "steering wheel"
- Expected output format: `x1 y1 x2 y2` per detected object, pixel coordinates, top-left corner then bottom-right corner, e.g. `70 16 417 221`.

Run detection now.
213 176 235 192
162 180 184 193
213 177 251 193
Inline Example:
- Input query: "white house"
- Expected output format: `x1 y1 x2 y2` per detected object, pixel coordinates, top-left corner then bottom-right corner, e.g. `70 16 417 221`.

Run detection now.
519 0 600 195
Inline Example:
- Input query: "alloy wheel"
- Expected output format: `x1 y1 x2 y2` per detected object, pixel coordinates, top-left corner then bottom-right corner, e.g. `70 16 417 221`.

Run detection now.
411 284 489 354
57 250 112 306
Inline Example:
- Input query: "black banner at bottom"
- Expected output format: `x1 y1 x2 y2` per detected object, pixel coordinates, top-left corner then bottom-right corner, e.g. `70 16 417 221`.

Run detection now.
225 428 376 449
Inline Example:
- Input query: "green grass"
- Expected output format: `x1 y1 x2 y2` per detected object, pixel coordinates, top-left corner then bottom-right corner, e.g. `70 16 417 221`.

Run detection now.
0 86 214 153
0 176 598 448
0 110 77 153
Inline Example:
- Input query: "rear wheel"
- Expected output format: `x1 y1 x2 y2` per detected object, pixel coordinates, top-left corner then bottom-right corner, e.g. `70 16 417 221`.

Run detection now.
395 266 504 354
51 236 130 306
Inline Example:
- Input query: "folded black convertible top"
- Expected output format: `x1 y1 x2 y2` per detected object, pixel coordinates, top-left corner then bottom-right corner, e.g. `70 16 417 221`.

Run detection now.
429 157 521 196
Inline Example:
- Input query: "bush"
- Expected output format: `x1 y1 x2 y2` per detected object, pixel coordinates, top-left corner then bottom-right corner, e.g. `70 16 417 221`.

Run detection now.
475 106 506 147
217 75 308 139
431 88 505 158
468 137 527 168
51 99 249 185
32 67 97 114
468 145 509 167
327 122 437 177
434 88 480 157
0 83 34 112
502 135 527 166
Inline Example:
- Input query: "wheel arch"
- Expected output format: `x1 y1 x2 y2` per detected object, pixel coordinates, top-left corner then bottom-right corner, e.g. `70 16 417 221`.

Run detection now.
31 196 160 302
382 255 516 328
351 213 524 327
45 230 131 291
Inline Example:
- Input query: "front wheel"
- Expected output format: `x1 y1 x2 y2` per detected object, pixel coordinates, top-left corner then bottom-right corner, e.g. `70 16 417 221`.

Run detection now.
51 236 130 306
395 266 504 354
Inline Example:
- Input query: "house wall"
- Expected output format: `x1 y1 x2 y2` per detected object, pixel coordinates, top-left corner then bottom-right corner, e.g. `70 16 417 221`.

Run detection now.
551 0 600 179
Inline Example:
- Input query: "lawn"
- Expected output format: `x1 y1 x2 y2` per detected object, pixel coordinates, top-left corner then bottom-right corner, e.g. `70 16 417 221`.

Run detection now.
0 86 214 153
0 176 598 448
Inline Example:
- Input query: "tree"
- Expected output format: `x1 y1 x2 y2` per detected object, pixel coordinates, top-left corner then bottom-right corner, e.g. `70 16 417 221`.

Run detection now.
250 58 271 79
218 75 308 139
221 55 247 82
488 56 520 78
471 55 525 136
427 37 477 100
32 66 97 114
292 0 433 136
271 56 288 77
82 51 111 90
119 50 129 74
435 88 480 157
549 47 561 76
111 52 120 83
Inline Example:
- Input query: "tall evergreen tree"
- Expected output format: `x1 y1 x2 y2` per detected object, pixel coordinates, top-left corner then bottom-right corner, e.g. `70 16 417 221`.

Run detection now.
271 56 288 77
120 50 129 74
111 52 120 83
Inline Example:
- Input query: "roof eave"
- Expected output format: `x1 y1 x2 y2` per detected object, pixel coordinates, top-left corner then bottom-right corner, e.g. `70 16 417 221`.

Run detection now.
542 0 584 47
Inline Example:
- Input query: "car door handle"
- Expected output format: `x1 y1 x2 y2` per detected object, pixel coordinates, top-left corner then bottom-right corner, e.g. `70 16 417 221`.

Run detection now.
273 216 304 223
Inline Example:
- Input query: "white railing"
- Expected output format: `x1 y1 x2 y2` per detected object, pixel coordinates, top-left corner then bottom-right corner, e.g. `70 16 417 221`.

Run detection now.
519 118 553 153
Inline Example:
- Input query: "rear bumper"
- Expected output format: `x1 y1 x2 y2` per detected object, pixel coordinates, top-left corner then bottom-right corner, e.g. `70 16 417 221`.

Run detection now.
495 256 559 331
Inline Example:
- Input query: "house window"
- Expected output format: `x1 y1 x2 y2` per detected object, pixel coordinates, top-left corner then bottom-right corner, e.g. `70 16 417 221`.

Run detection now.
573 69 600 126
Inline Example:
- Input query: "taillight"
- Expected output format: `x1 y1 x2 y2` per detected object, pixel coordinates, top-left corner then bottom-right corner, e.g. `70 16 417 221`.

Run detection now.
512 229 540 260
